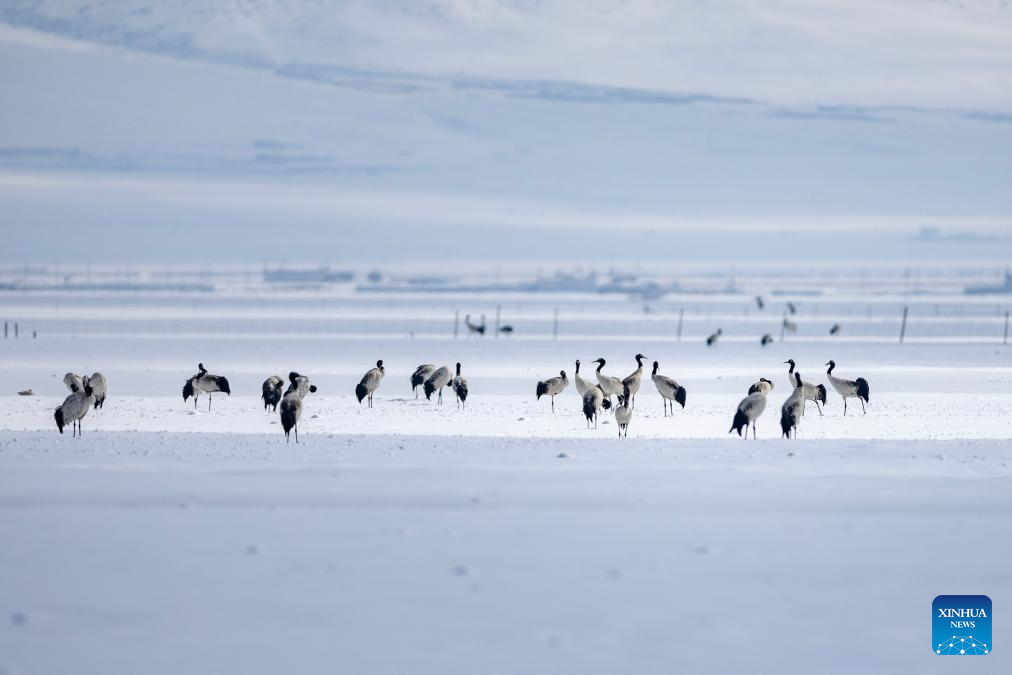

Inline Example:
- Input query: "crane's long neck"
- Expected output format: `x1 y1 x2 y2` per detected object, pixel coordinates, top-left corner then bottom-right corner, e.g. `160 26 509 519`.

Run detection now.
787 361 795 374
827 363 835 375
575 361 580 374
652 363 659 376
596 361 604 373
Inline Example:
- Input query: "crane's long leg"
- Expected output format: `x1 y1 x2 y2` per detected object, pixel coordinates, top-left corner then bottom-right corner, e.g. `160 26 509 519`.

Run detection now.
816 401 823 416
860 399 866 414
551 396 555 414
208 393 212 411
295 425 299 444
843 398 848 416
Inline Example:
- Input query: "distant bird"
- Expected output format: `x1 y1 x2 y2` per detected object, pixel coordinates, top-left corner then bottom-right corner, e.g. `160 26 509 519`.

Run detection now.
87 372 107 409
499 325 514 335
262 375 284 412
780 371 805 439
651 361 686 416
729 387 769 439
63 372 83 393
761 334 773 347
423 365 451 404
786 302 797 315
829 323 842 335
182 363 231 410
54 378 94 437
582 384 612 429
825 360 870 415
280 372 318 443
536 370 569 413
784 359 827 415
573 359 593 397
747 378 774 396
782 318 798 333
465 314 486 336
451 362 469 409
706 328 723 347
411 364 436 399
755 296 765 310
356 359 385 408
622 353 647 407
592 358 623 405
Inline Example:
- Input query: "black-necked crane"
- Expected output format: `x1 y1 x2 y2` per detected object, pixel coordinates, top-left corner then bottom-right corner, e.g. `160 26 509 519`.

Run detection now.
748 378 774 396
651 361 686 416
729 386 769 439
761 334 773 347
825 360 870 415
573 359 593 398
356 359 385 408
622 353 647 408
786 302 797 315
88 372 107 410
465 314 486 336
783 318 798 333
784 359 827 415
536 370 568 413
451 362 469 409
280 372 318 443
582 384 611 429
614 386 633 437
780 371 805 439
706 328 723 347
63 372 83 393
592 358 623 402
262 375 283 412
423 365 451 404
55 377 95 437
411 364 435 399
829 323 842 335
182 363 231 410
755 295 765 310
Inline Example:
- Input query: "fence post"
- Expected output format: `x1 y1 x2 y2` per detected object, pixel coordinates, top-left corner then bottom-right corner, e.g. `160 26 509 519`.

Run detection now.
1004 310 1009 346
899 306 909 344
495 304 501 339
553 308 559 340
676 308 684 342
779 312 786 343
454 310 459 340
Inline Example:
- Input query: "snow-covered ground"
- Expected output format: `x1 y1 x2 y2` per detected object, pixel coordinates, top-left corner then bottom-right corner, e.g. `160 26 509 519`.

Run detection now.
1 285 1011 672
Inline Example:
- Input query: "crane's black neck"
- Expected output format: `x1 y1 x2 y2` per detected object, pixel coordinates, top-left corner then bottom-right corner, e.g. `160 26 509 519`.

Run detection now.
652 361 659 376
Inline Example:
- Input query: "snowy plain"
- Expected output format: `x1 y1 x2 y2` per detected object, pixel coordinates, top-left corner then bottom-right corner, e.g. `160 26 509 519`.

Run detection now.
1 282 1012 674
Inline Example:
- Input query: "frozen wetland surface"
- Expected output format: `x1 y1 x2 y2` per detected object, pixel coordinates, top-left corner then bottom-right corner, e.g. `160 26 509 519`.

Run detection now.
1 285 1011 673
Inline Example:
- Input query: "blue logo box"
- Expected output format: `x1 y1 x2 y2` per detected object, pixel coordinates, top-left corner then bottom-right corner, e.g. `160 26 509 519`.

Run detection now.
933 595 991 655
